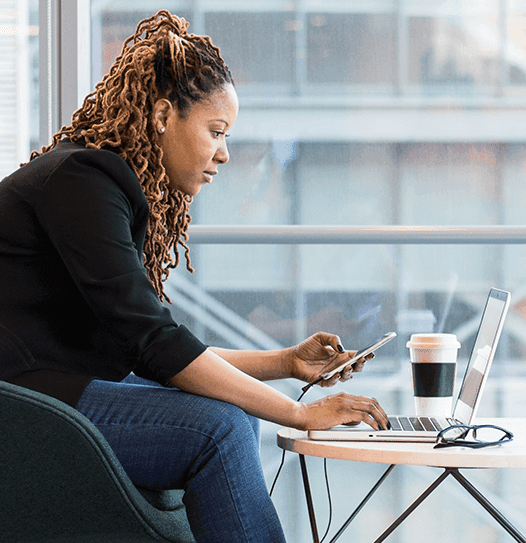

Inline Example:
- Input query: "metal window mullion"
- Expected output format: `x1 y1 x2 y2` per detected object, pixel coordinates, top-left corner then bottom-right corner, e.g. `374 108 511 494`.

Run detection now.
293 0 307 98
395 0 408 96
497 0 508 96
16 0 30 165
60 0 90 129
38 0 59 148
39 0 91 148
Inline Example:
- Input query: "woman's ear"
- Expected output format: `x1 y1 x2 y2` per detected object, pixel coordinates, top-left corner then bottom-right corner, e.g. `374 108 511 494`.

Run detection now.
153 98 174 135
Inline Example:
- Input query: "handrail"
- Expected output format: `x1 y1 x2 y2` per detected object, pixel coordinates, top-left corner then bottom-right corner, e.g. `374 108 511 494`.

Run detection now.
187 225 526 244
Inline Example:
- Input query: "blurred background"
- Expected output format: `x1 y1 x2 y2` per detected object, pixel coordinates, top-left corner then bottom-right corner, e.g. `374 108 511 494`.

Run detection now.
3 1 526 540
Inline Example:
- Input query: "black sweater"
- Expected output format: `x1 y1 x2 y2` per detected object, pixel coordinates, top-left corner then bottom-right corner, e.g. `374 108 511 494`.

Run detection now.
0 140 206 406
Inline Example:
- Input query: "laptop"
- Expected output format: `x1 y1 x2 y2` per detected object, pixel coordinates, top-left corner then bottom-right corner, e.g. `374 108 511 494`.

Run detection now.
308 288 510 442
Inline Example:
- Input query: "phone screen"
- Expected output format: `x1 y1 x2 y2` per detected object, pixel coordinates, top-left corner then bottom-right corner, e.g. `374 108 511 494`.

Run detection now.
322 332 397 380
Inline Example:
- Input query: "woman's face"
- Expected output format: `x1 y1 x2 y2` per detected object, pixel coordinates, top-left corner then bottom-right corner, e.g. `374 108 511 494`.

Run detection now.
155 83 239 197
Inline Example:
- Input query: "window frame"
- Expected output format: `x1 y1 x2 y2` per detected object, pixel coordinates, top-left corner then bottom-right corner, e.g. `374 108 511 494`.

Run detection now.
42 0 526 246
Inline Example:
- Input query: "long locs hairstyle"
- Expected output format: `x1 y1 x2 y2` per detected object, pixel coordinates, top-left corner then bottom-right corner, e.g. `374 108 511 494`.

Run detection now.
30 10 233 302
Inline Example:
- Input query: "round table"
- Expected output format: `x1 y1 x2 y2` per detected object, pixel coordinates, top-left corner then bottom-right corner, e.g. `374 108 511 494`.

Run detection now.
277 418 526 543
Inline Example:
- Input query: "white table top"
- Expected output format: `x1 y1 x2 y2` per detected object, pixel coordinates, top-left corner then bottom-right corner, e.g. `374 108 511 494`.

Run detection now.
277 418 526 469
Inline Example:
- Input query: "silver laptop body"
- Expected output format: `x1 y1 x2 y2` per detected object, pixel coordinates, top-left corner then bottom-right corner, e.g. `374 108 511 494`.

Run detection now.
308 288 510 442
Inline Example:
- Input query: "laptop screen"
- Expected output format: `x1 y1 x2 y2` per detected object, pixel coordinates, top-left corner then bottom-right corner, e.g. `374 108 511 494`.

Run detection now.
453 288 510 424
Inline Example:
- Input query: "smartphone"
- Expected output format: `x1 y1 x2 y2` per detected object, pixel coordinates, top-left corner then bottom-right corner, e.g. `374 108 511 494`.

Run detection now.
322 332 397 380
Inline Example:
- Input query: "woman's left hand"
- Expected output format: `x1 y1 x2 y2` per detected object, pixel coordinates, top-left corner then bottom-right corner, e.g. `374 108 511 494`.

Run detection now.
288 332 373 388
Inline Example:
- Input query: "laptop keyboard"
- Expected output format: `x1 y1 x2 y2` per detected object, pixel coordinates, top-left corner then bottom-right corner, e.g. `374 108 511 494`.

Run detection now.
388 416 445 432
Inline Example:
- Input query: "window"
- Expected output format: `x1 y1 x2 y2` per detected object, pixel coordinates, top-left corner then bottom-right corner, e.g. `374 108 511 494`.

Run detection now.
205 11 296 86
307 12 398 87
407 15 500 92
0 0 39 181
84 2 526 541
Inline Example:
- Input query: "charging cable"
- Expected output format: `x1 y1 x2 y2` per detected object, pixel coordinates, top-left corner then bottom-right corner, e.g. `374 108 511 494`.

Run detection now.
270 379 334 542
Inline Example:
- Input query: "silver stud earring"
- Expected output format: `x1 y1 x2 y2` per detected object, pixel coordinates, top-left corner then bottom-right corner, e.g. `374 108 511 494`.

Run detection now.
159 127 166 134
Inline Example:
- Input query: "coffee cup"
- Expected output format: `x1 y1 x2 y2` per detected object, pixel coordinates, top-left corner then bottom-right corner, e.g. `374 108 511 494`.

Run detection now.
406 333 460 417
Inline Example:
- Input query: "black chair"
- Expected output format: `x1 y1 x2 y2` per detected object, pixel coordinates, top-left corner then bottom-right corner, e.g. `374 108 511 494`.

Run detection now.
0 380 195 542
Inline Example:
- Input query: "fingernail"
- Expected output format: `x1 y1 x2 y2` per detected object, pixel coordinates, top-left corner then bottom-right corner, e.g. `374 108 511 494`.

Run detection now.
337 344 344 353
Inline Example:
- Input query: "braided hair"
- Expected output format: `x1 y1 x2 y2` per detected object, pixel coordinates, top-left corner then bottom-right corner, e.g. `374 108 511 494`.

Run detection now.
30 10 233 301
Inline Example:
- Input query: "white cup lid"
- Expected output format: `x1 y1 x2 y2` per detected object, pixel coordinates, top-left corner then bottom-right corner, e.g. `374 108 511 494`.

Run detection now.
406 333 460 349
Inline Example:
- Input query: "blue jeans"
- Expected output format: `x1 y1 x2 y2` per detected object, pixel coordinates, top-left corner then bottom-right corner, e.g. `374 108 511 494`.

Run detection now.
76 374 286 543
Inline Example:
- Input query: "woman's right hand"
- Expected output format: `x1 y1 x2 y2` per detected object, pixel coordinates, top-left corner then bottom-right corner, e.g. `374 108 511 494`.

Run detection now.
295 392 389 431
172 348 390 433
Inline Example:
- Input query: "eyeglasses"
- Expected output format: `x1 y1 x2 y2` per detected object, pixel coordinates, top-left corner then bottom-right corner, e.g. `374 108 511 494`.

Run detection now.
434 424 513 449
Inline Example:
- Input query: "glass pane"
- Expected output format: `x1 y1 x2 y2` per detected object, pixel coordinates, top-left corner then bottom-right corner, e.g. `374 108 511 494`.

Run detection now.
506 10 526 91
399 143 501 226
196 141 292 226
306 12 398 85
96 10 154 80
0 0 39 179
86 4 526 542
404 0 498 17
205 11 295 85
169 248 525 375
407 15 500 92
197 141 510 229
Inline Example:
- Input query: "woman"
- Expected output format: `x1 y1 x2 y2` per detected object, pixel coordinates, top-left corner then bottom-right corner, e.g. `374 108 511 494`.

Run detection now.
0 11 388 542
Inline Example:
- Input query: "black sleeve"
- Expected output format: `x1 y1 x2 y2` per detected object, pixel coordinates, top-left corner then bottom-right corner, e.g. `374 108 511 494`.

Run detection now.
34 149 206 384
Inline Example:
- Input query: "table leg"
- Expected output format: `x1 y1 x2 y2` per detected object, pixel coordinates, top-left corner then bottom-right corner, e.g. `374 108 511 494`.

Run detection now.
299 454 320 543
298 456 526 543
329 464 396 543
372 468 452 543
450 469 526 543
298 457 397 543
